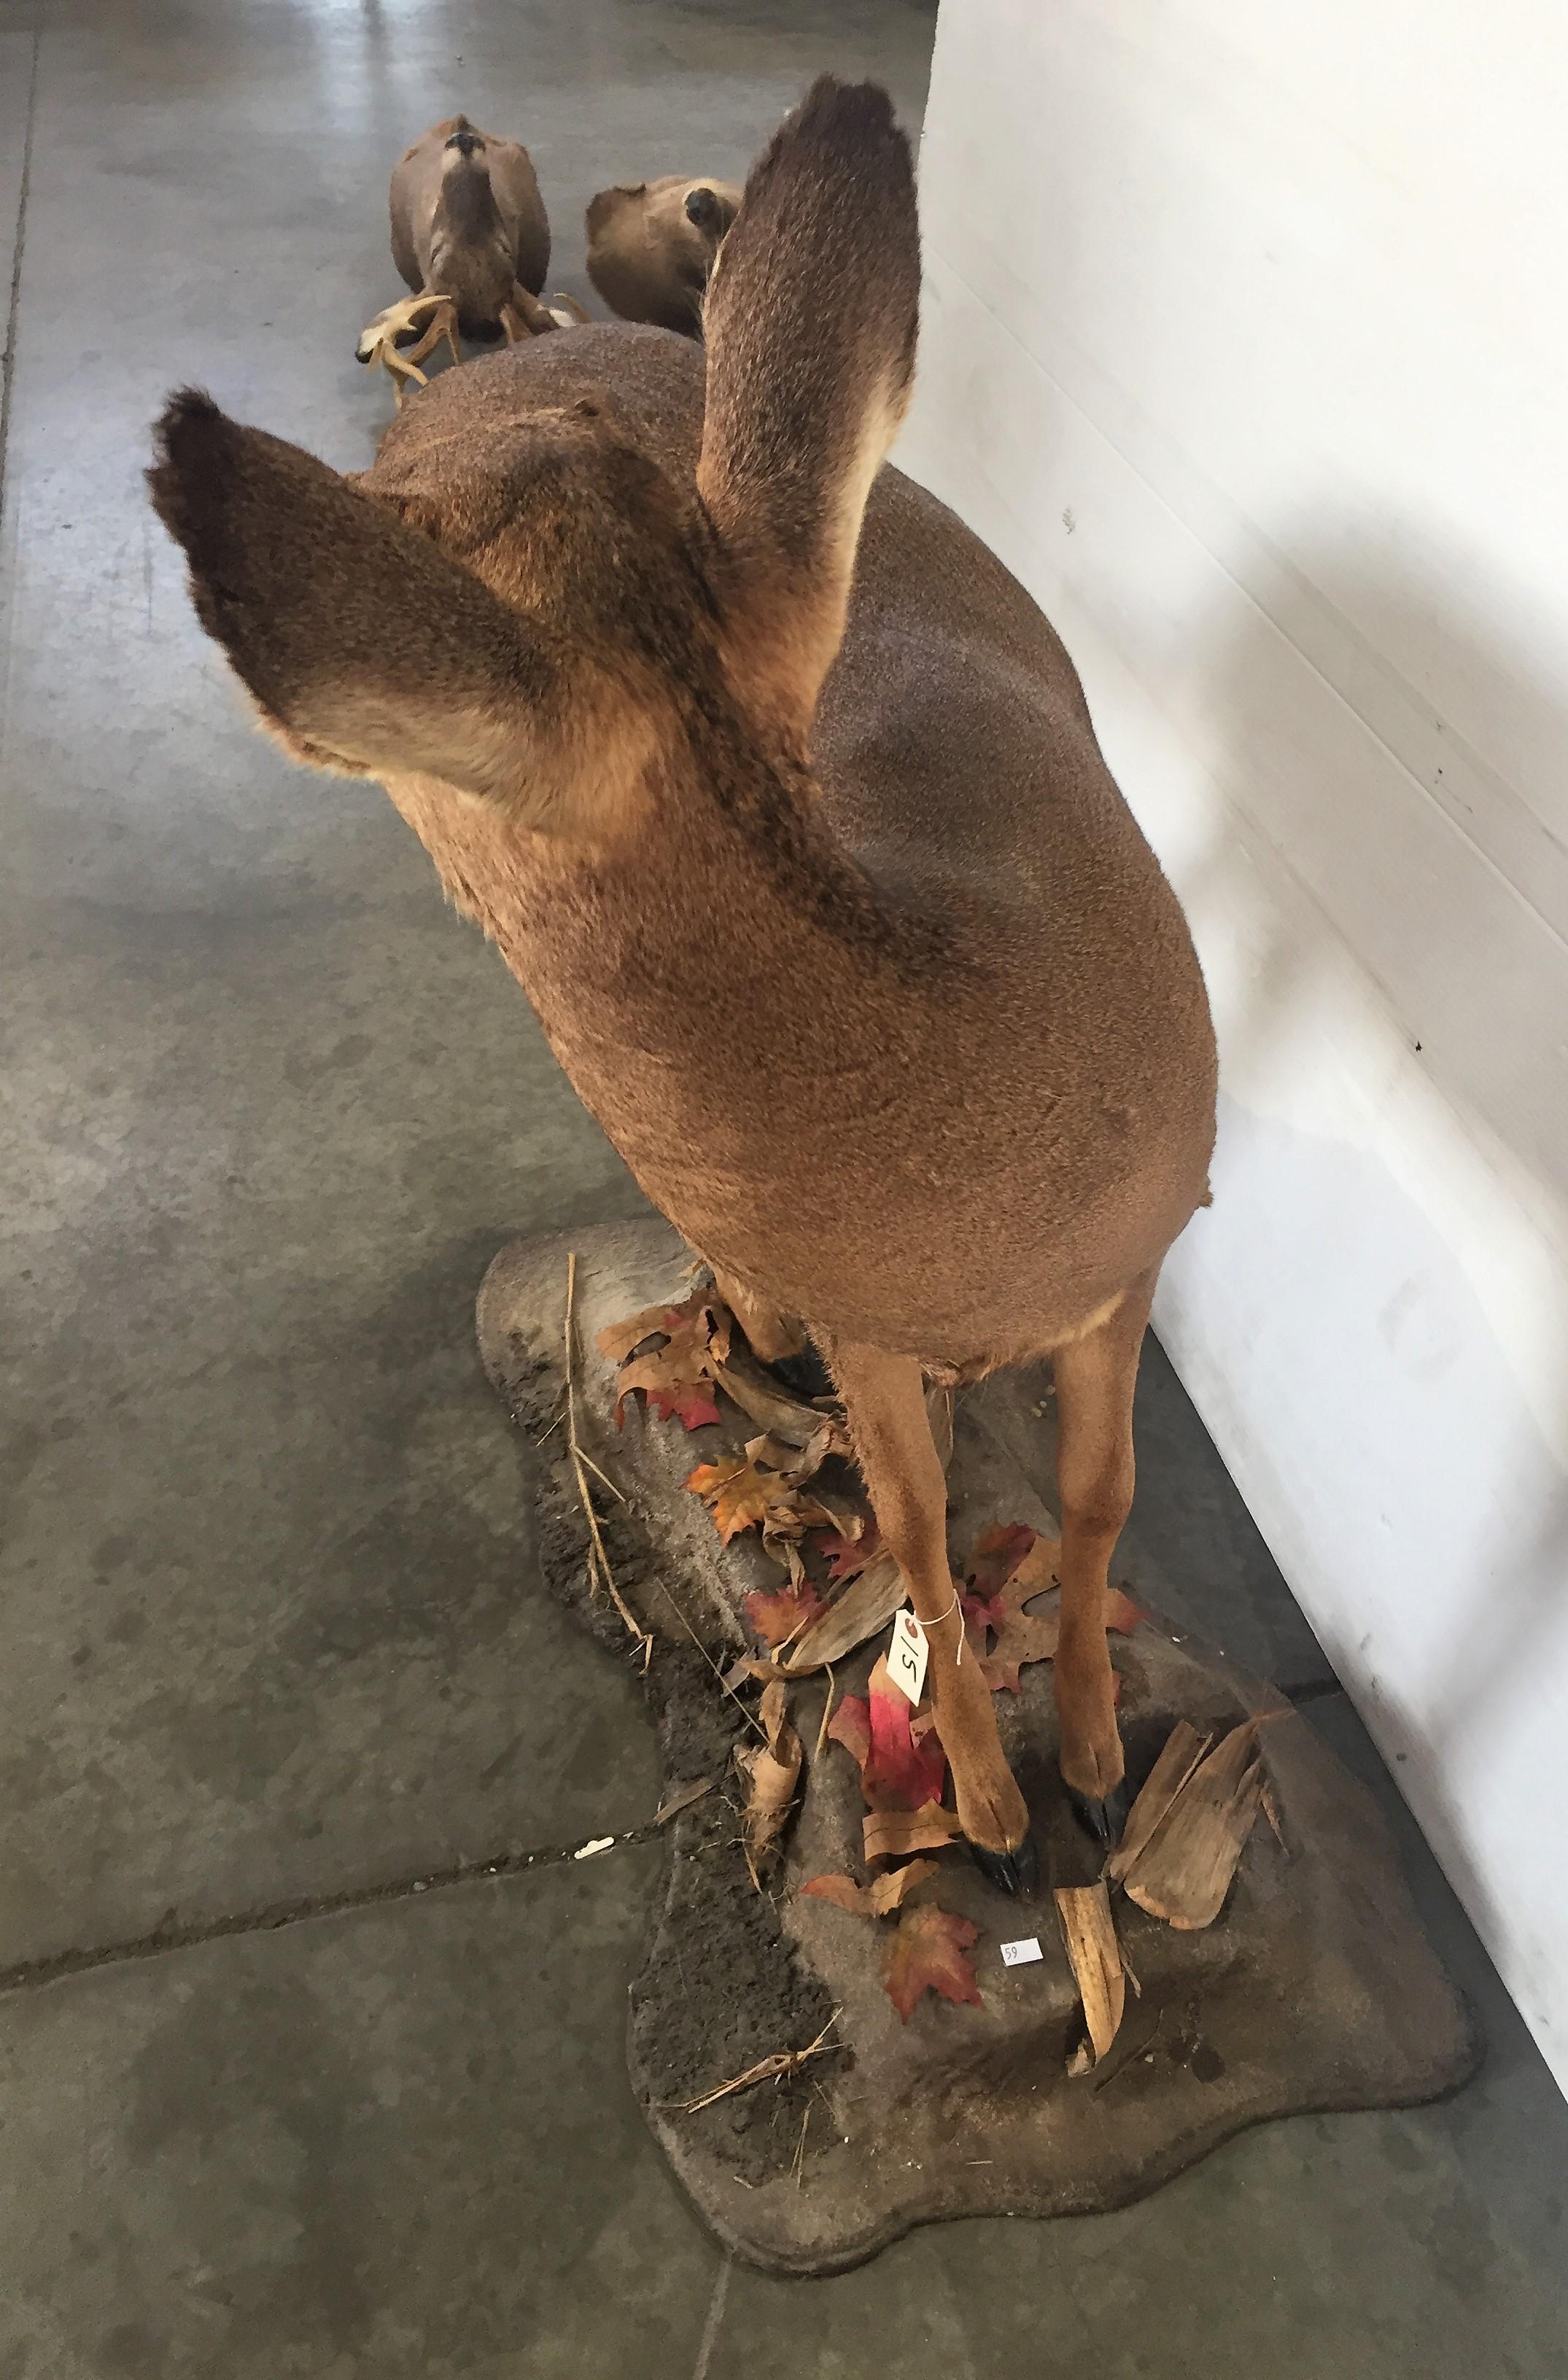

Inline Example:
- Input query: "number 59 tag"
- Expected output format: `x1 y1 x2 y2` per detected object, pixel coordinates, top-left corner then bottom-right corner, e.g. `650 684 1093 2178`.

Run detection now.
888 1606 929 1707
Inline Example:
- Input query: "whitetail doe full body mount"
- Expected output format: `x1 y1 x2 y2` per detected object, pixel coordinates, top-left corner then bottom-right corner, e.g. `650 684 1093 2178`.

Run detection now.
357 115 564 400
586 175 740 335
151 80 1217 1890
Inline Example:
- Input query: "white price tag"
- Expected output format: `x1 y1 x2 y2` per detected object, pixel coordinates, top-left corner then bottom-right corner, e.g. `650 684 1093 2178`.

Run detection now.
1001 1937 1044 1967
888 1606 929 1706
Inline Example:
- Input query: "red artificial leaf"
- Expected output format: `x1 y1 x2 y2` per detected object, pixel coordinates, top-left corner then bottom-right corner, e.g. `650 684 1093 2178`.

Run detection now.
882 1905 983 2022
745 1581 828 1651
864 1657 947 1810
961 1589 1007 1635
960 1586 1006 1663
817 1522 881 1584
825 1693 871 1772
825 1661 948 1812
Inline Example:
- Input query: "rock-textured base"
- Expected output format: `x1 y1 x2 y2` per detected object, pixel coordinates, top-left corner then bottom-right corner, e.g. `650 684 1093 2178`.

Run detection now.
477 1220 1478 2276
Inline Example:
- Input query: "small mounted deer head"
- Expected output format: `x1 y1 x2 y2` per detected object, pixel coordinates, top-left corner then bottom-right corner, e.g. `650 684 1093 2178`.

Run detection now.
586 172 742 335
357 114 562 401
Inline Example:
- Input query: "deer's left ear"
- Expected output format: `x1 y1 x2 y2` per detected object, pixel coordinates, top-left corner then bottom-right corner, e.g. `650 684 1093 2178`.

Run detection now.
149 389 570 814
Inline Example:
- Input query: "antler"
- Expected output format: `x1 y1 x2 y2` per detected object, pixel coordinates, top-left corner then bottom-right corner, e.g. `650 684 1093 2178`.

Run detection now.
498 283 562 341
355 292 462 404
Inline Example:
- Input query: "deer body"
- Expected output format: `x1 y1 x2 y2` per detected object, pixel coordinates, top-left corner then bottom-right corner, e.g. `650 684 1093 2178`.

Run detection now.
152 82 1216 1882
370 328 1213 1372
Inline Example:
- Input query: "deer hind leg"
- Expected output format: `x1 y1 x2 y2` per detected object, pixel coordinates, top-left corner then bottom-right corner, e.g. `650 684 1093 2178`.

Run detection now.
1049 1270 1157 1843
829 1340 1036 1891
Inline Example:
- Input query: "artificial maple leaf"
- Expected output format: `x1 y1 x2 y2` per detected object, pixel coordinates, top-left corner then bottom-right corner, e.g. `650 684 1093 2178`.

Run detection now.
745 1581 828 1651
864 1656 947 1809
816 1522 880 1584
882 1904 983 2022
802 1858 939 1918
1106 1586 1141 1636
604 1292 729 1432
824 1661 948 1812
977 1532 1063 1689
960 1586 1007 1662
968 1522 1039 1602
801 1872 868 1916
686 1454 802 1545
826 1693 872 1772
614 1350 722 1431
597 1289 720 1368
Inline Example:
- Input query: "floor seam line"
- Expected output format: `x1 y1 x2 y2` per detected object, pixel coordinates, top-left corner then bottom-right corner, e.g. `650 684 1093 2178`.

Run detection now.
0 26 40 532
691 2255 732 2380
0 1817 660 1997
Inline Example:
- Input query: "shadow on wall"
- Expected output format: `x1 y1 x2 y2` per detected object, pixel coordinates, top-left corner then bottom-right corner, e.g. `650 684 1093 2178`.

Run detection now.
1160 528 1568 1978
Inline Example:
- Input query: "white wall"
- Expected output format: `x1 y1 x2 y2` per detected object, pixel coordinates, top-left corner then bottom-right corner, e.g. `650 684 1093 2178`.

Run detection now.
898 0 1568 2093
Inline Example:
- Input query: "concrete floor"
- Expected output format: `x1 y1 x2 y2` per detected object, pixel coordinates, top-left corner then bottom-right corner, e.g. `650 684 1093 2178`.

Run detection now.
1 0 1565 2370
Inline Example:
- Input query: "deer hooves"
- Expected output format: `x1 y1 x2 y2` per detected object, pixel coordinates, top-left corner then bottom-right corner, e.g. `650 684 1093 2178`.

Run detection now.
1066 1779 1128 1848
968 1832 1041 1896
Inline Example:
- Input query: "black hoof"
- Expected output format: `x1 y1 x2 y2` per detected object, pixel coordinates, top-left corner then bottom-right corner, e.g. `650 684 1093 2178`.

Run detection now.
1067 1780 1129 1847
968 1833 1041 1896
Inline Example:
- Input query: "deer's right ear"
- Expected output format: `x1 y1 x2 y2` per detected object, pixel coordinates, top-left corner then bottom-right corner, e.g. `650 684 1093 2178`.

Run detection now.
147 390 560 812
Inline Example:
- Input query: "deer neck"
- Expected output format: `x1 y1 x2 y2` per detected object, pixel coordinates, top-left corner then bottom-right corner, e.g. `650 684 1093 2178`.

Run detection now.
386 727 949 1265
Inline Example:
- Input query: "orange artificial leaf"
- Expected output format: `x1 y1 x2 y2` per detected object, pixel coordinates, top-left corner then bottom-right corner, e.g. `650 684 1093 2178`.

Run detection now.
802 1872 869 1915
745 1581 828 1650
603 1292 729 1432
597 1289 728 1369
1106 1586 1141 1635
802 1859 940 1919
882 1904 983 2022
614 1349 721 1431
868 1858 941 1915
686 1454 798 1544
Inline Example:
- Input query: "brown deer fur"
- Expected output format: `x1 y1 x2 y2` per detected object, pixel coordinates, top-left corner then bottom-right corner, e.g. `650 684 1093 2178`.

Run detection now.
148 80 1216 1868
586 177 740 335
389 115 551 336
